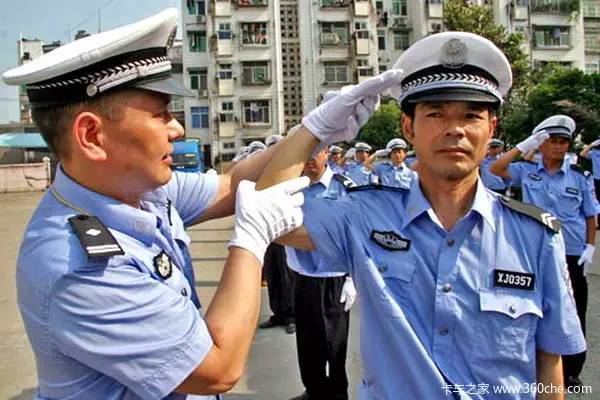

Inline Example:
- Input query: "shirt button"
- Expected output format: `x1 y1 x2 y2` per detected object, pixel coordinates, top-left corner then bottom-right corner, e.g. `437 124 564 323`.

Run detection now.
441 283 452 293
508 304 516 314
378 264 388 273
181 288 188 297
446 238 455 247
438 328 449 336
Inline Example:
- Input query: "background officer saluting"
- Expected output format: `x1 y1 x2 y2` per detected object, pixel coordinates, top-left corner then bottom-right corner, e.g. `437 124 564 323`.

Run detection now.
368 138 416 188
480 138 508 194
342 142 373 185
4 9 309 400
579 137 600 227
257 32 585 399
327 145 345 174
490 115 600 389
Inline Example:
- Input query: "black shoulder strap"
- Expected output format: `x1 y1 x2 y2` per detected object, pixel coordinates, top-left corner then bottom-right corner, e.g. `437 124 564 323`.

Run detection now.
570 164 592 179
68 215 125 260
333 173 358 189
497 196 561 234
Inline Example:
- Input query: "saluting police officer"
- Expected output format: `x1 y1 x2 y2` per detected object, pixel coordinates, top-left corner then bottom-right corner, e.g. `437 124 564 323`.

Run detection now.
4 9 309 399
369 138 416 188
490 114 600 388
580 138 600 226
480 138 508 194
342 142 373 185
327 145 346 174
257 32 585 399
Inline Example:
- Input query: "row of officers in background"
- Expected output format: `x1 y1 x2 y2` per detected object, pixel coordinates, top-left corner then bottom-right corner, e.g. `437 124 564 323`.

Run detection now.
231 112 600 393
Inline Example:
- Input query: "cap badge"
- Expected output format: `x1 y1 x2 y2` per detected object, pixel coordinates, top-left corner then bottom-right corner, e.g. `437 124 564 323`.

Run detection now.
86 84 98 97
440 38 468 69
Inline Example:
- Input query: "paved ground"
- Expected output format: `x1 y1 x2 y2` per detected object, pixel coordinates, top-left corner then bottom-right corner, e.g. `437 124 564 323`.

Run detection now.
0 191 598 399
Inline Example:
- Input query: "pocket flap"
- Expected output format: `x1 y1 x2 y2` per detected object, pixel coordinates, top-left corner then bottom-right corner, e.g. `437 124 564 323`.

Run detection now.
479 290 543 319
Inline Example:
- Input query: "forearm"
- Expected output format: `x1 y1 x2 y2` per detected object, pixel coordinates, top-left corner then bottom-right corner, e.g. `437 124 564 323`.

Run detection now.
489 147 520 179
256 126 319 190
580 145 591 158
536 350 564 400
586 216 596 245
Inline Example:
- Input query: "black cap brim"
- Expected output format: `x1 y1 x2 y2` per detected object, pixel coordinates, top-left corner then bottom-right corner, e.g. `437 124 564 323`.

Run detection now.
134 76 195 98
405 88 499 105
548 131 572 140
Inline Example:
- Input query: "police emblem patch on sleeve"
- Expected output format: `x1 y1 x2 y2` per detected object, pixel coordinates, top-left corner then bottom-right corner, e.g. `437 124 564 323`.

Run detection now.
371 230 411 251
154 250 174 279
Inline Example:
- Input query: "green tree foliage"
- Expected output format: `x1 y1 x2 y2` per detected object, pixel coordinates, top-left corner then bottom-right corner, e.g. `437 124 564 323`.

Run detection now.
443 0 529 87
358 100 402 149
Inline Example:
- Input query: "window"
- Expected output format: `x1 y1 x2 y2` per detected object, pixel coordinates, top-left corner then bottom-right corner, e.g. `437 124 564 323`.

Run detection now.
187 0 206 15
243 100 270 124
321 0 349 6
531 0 575 13
428 0 442 3
355 21 368 30
585 32 600 51
378 30 386 50
324 61 348 83
242 61 271 85
320 22 349 45
379 65 388 72
218 23 232 39
223 142 235 149
218 64 233 79
394 31 410 50
222 102 234 111
189 69 207 90
188 31 206 52
533 26 570 47
515 0 528 5
237 0 268 6
241 22 268 45
392 0 407 15
191 106 209 128
584 0 600 17
585 63 599 74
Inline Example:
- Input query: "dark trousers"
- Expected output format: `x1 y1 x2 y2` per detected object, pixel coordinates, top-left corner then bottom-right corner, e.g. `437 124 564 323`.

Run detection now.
595 179 600 226
263 243 295 324
563 255 588 379
293 271 349 400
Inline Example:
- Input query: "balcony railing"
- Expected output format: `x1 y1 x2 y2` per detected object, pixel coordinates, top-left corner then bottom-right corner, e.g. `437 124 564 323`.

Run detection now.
530 0 580 14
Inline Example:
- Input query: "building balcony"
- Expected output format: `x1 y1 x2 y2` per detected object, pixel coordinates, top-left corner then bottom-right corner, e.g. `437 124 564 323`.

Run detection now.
234 0 268 7
530 0 580 14
320 0 351 9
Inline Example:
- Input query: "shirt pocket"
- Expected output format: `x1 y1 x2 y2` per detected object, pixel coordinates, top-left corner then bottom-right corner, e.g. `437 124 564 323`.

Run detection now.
373 254 417 317
560 187 583 215
472 289 543 361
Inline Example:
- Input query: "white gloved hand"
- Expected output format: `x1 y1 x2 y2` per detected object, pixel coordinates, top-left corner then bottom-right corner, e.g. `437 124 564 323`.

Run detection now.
591 139 600 147
374 149 390 158
344 148 356 160
302 69 404 145
578 244 595 276
340 276 357 312
516 130 550 153
228 177 310 263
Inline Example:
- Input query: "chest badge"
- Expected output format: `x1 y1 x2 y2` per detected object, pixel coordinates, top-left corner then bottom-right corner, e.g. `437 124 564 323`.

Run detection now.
493 269 535 291
371 230 411 251
565 187 579 195
528 173 542 181
154 250 174 280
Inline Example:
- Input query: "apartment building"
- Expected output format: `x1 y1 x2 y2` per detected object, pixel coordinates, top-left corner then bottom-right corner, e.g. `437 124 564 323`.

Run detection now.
584 0 600 73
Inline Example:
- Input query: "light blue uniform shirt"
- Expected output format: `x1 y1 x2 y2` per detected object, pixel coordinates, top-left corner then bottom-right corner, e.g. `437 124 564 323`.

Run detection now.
480 155 507 191
508 159 600 256
343 161 372 186
285 167 346 278
371 161 415 188
328 159 345 175
301 178 585 400
585 148 600 180
17 167 220 400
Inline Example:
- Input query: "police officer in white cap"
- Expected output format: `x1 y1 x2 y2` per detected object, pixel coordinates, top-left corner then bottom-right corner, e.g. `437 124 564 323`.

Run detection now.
4 8 310 399
327 145 345 174
479 138 507 194
343 141 373 185
369 138 415 188
491 114 600 388
258 32 584 399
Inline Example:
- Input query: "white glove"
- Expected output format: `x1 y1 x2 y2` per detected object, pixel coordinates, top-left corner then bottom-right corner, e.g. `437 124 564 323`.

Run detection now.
591 139 600 147
374 149 390 158
228 177 310 263
344 148 356 160
516 130 550 153
578 244 595 276
340 276 357 312
302 69 404 145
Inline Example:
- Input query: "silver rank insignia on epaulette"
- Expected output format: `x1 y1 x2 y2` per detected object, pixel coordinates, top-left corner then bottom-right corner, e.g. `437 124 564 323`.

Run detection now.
371 230 411 251
68 215 124 260
498 196 561 233
154 250 174 280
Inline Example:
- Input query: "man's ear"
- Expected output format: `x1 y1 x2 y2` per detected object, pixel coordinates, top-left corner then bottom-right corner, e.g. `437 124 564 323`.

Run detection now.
71 112 108 162
489 114 498 141
402 114 415 145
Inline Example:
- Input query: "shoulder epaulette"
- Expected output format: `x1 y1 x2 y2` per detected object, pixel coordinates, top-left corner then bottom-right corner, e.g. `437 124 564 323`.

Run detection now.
497 196 561 234
68 215 125 260
346 184 408 193
332 173 358 189
570 164 592 178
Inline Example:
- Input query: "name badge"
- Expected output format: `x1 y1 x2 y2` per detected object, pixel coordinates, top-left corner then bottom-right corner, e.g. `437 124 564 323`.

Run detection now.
565 187 579 195
528 173 542 181
494 269 535 291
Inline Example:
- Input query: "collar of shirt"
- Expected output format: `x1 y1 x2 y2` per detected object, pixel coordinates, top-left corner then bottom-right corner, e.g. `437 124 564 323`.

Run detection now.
536 157 570 175
313 165 333 188
401 178 495 232
52 165 161 246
